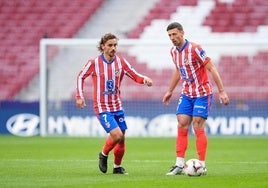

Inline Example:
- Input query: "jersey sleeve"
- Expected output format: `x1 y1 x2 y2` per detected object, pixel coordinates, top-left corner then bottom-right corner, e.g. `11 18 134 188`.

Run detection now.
76 59 94 100
170 47 179 68
120 57 145 84
194 44 211 66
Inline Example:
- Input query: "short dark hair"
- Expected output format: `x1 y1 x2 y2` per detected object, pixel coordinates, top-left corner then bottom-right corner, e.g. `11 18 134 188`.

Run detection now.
166 22 183 31
98 33 118 52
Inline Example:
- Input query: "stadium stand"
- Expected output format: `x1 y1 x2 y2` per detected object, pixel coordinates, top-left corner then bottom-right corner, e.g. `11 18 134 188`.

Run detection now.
218 51 268 100
127 0 198 39
0 0 104 100
14 0 159 101
1 0 268 101
203 0 268 32
75 0 158 39
125 0 268 100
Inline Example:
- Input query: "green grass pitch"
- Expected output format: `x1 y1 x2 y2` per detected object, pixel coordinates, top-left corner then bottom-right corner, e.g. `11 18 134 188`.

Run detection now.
0 135 267 188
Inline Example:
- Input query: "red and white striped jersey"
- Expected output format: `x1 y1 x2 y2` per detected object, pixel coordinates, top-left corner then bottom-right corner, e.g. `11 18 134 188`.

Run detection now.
170 39 213 98
76 54 145 114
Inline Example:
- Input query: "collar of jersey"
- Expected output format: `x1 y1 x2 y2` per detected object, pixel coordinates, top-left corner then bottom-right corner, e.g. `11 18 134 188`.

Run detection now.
176 39 188 52
101 53 115 64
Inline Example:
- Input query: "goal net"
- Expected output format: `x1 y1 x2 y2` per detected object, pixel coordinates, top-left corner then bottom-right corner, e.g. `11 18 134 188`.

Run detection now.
39 38 268 137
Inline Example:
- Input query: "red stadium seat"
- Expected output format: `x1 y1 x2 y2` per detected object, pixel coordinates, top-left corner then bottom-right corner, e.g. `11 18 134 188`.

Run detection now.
203 0 268 33
218 51 268 100
0 0 104 100
127 0 198 38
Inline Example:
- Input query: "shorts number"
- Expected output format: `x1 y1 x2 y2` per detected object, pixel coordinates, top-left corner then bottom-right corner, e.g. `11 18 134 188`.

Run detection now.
102 114 107 122
178 96 183 105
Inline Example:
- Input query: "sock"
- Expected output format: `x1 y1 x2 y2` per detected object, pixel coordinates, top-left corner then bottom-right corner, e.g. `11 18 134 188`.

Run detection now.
194 128 207 161
176 127 188 160
102 137 117 156
113 143 125 166
176 157 185 168
199 160 206 167
114 164 121 168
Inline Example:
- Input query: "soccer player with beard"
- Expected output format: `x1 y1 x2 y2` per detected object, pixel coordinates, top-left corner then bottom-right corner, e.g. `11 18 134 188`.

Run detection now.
163 22 229 175
76 33 153 174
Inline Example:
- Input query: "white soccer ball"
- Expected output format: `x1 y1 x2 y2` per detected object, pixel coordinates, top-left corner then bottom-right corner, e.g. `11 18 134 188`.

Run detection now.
184 159 205 176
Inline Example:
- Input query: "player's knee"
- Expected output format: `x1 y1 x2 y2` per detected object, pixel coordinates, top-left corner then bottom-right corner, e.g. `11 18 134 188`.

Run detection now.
178 123 188 128
110 126 124 140
192 118 206 129
111 132 124 143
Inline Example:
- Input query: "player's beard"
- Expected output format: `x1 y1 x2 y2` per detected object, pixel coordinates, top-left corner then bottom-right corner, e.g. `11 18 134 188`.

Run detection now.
172 40 179 46
109 50 116 58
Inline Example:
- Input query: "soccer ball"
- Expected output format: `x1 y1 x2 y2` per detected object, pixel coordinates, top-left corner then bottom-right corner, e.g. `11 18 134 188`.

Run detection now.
184 159 205 176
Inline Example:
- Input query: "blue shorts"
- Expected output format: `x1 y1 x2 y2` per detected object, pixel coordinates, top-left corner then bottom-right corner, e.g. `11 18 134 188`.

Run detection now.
98 110 127 133
176 94 213 119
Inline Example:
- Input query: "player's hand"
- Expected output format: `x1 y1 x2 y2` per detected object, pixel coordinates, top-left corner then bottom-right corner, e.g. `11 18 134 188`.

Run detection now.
162 91 172 105
76 98 86 109
219 91 229 105
143 76 153 87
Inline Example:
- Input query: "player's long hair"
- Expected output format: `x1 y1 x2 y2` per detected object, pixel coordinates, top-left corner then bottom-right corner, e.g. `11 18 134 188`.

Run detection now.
97 33 118 52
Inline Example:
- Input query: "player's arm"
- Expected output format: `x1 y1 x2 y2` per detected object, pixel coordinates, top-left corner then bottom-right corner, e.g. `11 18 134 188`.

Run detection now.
123 58 153 86
126 70 153 87
162 66 181 105
205 61 229 105
76 60 92 108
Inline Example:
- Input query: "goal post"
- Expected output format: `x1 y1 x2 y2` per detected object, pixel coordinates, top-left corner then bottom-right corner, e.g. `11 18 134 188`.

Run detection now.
40 39 99 136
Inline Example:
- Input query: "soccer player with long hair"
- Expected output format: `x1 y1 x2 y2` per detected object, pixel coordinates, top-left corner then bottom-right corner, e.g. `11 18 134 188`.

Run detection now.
76 33 153 174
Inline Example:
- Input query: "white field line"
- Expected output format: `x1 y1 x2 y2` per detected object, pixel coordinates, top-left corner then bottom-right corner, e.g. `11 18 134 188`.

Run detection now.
0 159 267 164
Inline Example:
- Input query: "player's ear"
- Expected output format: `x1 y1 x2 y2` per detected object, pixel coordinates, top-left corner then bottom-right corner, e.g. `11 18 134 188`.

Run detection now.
101 43 105 51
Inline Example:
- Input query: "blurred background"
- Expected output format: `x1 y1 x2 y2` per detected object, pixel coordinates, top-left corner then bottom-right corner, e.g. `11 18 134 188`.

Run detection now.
0 0 267 137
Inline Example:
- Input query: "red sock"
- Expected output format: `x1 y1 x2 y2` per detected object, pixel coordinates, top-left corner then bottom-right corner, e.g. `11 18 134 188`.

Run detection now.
102 137 116 155
113 143 125 166
194 129 207 161
176 128 188 157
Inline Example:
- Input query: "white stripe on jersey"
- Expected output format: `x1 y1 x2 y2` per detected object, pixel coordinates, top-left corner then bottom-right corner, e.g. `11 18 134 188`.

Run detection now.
110 61 116 111
103 62 109 112
95 58 102 113
78 61 91 99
